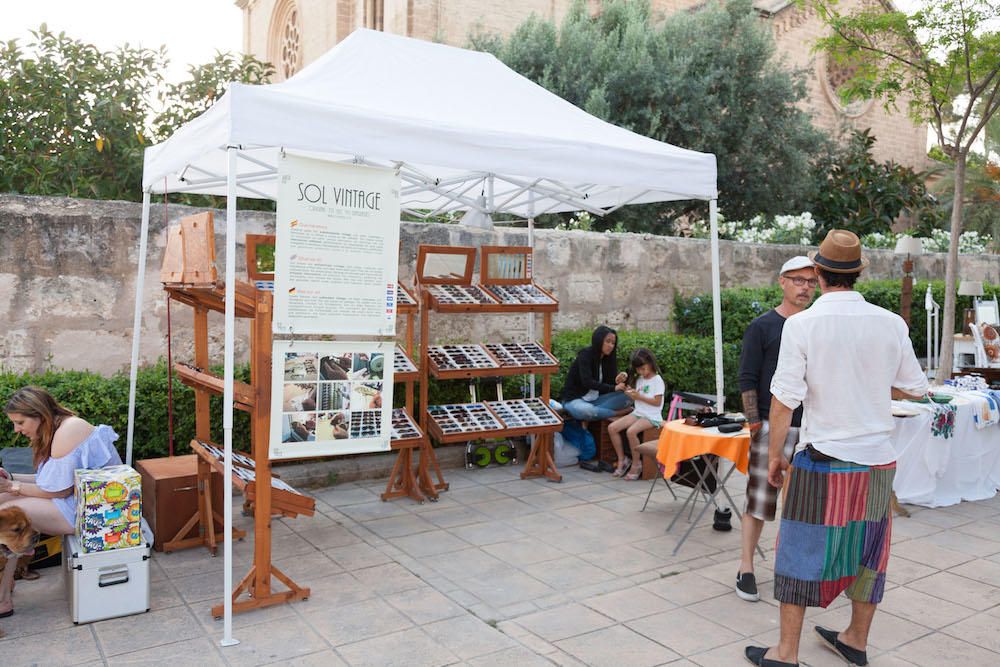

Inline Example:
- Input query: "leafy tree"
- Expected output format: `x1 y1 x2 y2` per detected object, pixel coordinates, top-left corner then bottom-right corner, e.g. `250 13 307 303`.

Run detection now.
813 0 1000 381
1 26 274 203
809 128 942 239
470 0 829 231
0 25 166 200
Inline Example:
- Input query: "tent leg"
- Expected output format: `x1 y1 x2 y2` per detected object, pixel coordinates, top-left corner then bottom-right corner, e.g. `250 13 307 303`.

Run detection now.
221 147 239 648
125 190 152 467
709 199 724 411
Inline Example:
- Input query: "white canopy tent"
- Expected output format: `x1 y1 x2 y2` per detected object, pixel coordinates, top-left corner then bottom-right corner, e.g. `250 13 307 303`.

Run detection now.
130 28 723 645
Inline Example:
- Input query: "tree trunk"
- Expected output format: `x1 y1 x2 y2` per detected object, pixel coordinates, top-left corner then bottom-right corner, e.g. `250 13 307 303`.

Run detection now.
934 152 966 384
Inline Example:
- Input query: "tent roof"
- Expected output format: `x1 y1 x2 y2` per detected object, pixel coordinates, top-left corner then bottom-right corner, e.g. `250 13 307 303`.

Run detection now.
143 29 717 216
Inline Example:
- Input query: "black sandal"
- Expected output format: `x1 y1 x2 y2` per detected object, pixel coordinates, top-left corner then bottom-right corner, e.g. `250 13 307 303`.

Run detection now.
744 646 798 667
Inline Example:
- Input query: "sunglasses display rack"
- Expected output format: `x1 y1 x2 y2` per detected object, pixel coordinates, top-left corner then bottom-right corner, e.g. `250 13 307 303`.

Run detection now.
396 283 419 314
484 399 563 438
191 439 315 519
427 344 501 379
393 344 418 382
425 403 508 444
390 408 423 444
485 342 560 374
416 243 563 483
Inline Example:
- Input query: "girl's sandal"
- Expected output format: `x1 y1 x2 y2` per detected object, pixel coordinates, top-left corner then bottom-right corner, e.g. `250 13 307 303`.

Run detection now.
611 457 631 478
624 461 643 481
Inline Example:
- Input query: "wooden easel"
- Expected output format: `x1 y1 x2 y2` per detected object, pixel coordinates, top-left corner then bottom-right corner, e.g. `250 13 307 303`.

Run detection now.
165 225 314 617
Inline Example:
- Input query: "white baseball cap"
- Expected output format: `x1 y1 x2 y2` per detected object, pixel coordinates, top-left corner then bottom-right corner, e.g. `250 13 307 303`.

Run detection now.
780 256 814 275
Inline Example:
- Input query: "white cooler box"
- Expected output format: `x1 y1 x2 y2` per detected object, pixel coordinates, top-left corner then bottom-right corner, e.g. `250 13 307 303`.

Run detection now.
64 534 151 624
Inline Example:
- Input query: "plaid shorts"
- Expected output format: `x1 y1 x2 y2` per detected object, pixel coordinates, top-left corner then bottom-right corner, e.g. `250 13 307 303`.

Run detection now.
773 449 896 608
744 422 798 521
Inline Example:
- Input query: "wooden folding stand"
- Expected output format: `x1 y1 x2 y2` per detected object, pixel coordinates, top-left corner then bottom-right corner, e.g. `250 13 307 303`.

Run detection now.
167 229 315 617
380 283 442 502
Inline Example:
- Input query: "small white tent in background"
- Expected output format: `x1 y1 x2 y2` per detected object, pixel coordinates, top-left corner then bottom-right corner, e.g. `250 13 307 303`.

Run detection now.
130 28 723 644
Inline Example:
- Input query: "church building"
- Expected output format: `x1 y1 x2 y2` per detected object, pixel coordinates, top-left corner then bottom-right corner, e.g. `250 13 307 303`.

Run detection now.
236 0 928 169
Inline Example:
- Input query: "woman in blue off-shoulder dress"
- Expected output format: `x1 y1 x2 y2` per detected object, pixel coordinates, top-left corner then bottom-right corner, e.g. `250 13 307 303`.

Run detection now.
1 386 122 617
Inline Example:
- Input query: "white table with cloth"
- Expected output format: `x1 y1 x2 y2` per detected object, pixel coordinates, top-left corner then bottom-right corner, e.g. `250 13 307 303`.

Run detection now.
890 389 1000 508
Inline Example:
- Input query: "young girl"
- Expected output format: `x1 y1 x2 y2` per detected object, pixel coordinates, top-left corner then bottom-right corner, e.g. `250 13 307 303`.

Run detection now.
607 348 665 480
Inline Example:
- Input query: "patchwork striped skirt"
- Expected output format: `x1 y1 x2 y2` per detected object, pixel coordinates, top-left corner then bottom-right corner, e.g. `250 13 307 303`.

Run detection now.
773 449 895 608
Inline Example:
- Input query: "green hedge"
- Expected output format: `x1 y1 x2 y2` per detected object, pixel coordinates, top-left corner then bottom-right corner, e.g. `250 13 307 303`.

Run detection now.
2 329 741 460
673 279 999 357
0 361 252 460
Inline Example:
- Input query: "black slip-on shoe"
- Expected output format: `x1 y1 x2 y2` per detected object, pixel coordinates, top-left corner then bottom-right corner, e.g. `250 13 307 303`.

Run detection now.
579 460 601 472
736 571 759 602
596 460 615 473
744 646 798 666
815 626 868 666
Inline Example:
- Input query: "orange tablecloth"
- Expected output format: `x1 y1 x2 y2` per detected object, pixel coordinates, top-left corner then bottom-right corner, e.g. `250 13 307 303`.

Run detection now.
656 419 750 478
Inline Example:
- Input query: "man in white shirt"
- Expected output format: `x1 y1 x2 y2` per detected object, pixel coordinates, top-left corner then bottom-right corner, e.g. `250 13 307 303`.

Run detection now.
745 230 928 667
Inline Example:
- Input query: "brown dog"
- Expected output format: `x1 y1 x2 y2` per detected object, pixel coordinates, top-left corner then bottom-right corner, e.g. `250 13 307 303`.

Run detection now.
0 507 35 557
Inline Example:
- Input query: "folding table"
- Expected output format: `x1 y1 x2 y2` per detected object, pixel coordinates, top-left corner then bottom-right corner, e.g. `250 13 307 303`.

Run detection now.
656 419 760 556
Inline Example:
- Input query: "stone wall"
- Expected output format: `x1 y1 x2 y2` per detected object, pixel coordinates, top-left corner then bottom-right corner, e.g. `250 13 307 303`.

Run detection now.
1 194 998 375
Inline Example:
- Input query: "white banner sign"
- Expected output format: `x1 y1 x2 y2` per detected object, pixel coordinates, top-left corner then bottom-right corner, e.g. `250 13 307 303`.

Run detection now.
273 154 401 335
270 340 395 460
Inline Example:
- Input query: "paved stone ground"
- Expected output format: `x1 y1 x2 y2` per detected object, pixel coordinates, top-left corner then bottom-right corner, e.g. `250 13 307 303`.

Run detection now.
4 464 1000 666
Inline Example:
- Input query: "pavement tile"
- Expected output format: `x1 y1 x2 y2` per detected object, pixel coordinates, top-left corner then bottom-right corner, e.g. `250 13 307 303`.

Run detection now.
889 538 977 569
213 614 328 666
511 602 616 642
447 520 527 546
641 571 731 607
947 557 1000 587
302 597 412 646
522 555 617 590
877 586 977 628
893 631 1000 666
325 541 393 571
272 649 349 666
481 536 567 565
579 544 676 577
383 586 466 624
336 627 459 667
582 587 677 622
465 646 554 666
918 530 1000 558
884 555 940 585
687 592 780 636
941 610 1000 654
951 519 1000 543
452 570 556 608
555 622 680 666
336 499 414 522
422 614 519 660
390 529 471 558
363 513 438 538
419 504 492 529
0 624 101 667
627 607 742 656
905 570 1000 610
300 524 364 550
107 637 227 666
351 562 426 596
808 607 933 652
423 545 509 579
93 605 202 657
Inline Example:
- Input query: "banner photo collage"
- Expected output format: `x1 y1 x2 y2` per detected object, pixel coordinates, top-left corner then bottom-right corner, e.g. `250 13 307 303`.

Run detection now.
270 340 395 460
269 154 401 460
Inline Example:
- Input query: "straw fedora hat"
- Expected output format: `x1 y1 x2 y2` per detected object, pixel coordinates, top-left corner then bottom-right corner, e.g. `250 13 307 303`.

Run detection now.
809 229 869 274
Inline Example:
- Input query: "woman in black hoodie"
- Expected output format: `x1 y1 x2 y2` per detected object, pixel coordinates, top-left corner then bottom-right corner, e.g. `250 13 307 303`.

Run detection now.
561 325 632 421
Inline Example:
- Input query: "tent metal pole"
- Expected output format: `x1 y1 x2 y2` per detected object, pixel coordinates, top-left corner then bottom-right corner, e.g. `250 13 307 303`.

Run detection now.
709 199 724 411
528 197 535 399
221 147 239 648
125 190 152 467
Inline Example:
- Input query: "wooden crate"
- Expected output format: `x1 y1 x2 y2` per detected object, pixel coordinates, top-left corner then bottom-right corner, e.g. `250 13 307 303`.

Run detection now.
135 454 225 552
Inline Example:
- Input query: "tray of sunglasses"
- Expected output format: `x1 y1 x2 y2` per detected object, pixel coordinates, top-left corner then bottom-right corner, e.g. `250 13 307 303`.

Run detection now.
393 345 419 382
390 408 424 446
484 342 560 373
485 398 563 437
424 284 501 312
480 283 558 311
425 403 507 443
189 439 315 518
426 344 502 379
396 283 419 313
350 410 385 439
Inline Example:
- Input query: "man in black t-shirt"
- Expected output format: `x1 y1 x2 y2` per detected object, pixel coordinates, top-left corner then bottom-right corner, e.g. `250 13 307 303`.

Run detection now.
734 256 817 602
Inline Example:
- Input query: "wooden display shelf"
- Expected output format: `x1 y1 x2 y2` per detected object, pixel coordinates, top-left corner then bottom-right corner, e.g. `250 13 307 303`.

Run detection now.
389 408 424 448
485 342 560 374
393 344 419 383
424 403 508 444
484 399 563 440
165 281 258 318
190 439 315 519
427 344 500 379
174 362 255 412
480 283 559 312
397 283 419 314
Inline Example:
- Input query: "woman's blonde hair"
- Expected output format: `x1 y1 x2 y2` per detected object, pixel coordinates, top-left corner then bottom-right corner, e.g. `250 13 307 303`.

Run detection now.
5 386 76 468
